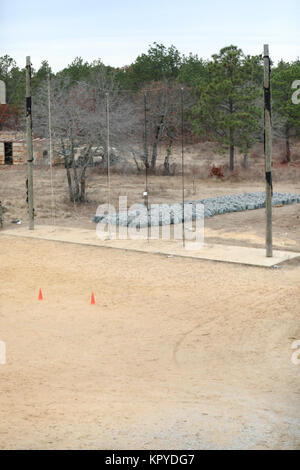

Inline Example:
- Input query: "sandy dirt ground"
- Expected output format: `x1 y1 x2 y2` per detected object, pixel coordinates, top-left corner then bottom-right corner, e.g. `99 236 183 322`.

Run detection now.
0 234 299 449
1 151 300 449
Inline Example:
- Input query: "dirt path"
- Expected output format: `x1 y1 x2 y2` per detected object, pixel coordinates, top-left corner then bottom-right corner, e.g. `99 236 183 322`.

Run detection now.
0 235 299 449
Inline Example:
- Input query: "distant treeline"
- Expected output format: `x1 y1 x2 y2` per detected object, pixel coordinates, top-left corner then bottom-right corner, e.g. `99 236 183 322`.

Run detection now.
0 43 299 169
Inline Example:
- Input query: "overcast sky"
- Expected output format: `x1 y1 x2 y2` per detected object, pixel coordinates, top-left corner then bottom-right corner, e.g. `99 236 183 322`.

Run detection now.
1 0 299 72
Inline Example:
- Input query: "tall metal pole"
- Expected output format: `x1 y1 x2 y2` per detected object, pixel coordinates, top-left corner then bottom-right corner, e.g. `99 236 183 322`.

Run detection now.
263 44 273 257
144 91 150 242
48 73 55 226
26 56 34 230
106 92 111 237
181 88 185 248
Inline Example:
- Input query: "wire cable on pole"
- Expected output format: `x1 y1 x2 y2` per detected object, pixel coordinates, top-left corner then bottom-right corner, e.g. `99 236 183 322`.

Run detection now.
144 91 150 242
181 88 185 248
106 92 111 238
47 73 56 228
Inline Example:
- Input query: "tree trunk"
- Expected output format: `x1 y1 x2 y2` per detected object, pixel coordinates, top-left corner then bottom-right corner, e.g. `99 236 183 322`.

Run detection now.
143 134 148 170
229 99 234 171
229 144 234 171
163 143 172 176
80 178 86 202
285 123 291 162
72 158 80 201
62 140 74 203
243 154 248 169
78 147 93 202
66 165 74 202
151 141 158 172
151 115 165 172
131 151 142 172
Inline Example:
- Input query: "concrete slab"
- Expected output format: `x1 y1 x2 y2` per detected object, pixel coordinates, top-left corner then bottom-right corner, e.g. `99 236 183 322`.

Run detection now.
1 225 300 267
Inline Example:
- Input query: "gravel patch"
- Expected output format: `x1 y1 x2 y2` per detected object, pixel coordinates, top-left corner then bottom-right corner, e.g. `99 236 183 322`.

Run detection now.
93 192 300 227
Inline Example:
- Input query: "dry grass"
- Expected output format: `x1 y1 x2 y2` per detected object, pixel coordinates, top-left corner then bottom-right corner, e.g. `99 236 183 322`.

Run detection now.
1 141 300 232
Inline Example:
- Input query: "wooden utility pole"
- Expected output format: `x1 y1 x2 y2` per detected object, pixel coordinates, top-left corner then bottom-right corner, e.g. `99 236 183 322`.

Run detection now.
263 44 272 257
26 56 34 230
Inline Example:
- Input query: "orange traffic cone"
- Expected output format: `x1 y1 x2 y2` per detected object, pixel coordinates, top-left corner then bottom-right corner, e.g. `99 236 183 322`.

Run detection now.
90 292 95 305
38 288 43 300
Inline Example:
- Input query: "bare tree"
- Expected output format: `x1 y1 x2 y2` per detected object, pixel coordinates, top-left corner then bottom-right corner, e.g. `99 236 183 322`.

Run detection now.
135 81 194 174
33 70 140 201
34 77 100 202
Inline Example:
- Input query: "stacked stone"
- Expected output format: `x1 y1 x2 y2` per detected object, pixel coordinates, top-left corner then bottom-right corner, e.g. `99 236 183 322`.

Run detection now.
93 192 300 228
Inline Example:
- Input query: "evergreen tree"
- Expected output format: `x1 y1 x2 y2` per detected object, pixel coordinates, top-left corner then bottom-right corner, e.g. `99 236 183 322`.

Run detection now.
178 54 208 87
191 46 262 170
0 55 26 109
117 43 182 90
32 60 52 94
56 57 93 85
272 60 300 161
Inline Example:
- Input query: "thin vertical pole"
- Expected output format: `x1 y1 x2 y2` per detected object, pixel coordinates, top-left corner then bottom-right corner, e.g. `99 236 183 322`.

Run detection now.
144 91 150 242
263 44 273 257
181 88 185 248
106 92 111 237
26 56 34 230
48 73 55 226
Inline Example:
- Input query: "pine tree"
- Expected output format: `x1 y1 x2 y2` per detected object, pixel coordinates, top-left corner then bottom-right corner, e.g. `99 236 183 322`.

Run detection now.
272 60 300 162
191 46 262 170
